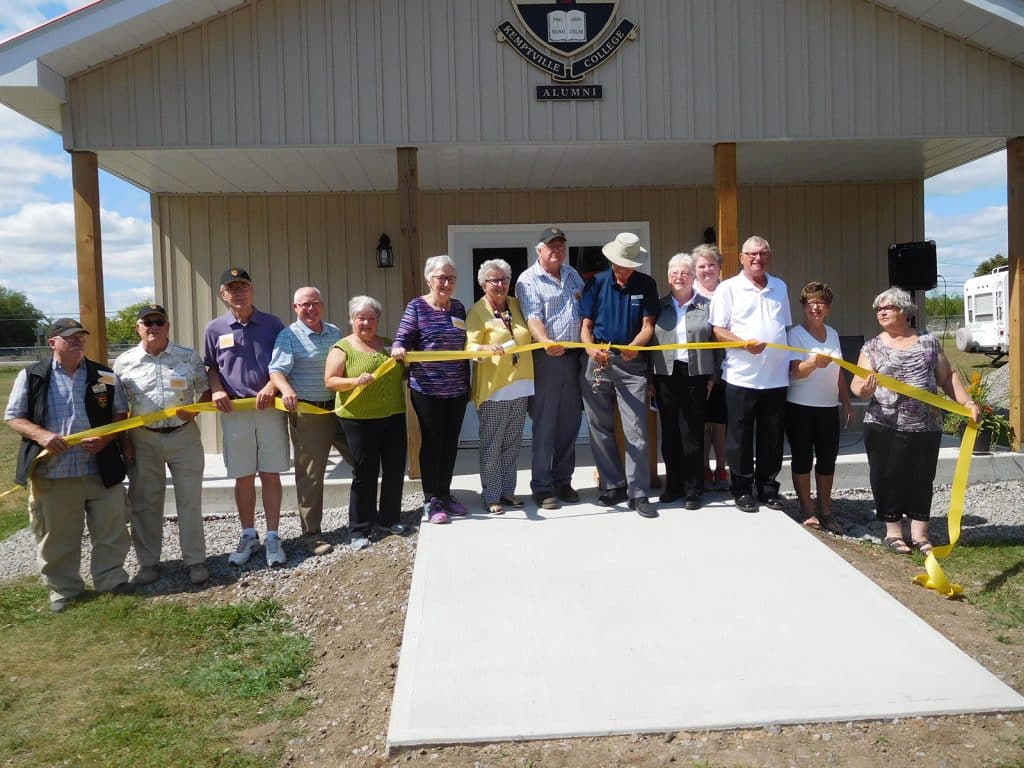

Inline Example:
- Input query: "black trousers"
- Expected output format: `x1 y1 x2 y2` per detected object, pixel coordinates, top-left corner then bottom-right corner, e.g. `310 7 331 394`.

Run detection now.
863 422 941 522
654 362 709 496
410 390 468 501
341 413 407 534
724 383 787 498
784 402 841 475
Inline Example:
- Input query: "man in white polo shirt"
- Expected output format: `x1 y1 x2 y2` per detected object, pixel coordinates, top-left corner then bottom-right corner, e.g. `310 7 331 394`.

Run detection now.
709 236 792 514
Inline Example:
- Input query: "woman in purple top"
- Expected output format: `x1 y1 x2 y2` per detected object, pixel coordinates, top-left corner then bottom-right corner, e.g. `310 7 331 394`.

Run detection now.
850 287 979 555
392 255 470 524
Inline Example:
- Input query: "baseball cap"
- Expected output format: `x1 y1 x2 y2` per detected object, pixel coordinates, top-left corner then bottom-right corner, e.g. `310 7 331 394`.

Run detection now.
48 318 89 338
136 304 168 320
219 266 253 286
539 227 568 244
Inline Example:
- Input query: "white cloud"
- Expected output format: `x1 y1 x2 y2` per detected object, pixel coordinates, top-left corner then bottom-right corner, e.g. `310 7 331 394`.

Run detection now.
0 201 151 316
0 105 49 141
925 151 1006 197
925 204 1007 291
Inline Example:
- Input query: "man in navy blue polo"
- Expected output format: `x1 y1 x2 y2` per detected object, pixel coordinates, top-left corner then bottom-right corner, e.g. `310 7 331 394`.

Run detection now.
579 233 660 518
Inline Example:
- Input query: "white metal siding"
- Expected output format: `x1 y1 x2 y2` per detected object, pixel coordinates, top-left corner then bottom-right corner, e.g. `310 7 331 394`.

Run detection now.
68 0 1024 149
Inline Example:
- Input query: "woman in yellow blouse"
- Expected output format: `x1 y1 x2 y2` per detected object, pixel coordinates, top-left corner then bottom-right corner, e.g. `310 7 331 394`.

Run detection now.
466 259 535 515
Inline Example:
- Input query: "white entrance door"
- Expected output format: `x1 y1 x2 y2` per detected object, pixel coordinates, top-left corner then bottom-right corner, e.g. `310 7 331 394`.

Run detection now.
448 222 652 445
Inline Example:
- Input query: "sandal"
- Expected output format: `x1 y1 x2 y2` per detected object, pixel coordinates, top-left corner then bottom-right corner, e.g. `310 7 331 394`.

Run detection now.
912 539 933 555
486 503 505 516
802 516 822 531
819 515 843 535
883 536 912 554
499 495 524 508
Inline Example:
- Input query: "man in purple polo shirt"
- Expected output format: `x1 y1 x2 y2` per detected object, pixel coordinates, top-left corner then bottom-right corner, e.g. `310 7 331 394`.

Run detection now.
204 267 289 568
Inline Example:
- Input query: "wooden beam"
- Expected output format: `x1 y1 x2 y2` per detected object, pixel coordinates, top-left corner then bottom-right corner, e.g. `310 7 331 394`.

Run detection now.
397 147 424 478
714 143 739 279
1007 138 1024 450
71 150 107 362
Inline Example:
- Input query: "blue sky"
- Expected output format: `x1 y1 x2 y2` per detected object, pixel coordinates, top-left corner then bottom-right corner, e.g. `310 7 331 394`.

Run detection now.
0 2 1011 320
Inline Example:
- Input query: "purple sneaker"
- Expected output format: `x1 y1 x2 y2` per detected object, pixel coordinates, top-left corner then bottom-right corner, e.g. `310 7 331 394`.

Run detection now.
425 496 450 524
443 495 468 516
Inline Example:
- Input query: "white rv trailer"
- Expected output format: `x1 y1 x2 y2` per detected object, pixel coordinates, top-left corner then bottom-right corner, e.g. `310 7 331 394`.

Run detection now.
957 266 1009 363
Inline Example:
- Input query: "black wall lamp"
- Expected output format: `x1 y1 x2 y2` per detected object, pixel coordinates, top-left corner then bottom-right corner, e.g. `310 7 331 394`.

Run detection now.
376 233 395 268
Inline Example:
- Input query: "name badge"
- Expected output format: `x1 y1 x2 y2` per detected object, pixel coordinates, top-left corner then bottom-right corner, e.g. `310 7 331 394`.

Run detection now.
218 333 235 349
91 383 108 394
169 376 187 390
97 372 115 386
451 317 466 330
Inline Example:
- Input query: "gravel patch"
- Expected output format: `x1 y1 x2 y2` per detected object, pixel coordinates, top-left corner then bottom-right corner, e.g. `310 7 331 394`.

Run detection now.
2 483 1022 597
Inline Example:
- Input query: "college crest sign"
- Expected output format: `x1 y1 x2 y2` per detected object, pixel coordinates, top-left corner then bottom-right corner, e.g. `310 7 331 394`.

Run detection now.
496 0 638 93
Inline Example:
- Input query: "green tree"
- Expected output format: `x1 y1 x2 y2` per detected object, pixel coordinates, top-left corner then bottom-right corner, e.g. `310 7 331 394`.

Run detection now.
0 285 46 346
925 293 963 317
974 253 1008 277
106 301 155 344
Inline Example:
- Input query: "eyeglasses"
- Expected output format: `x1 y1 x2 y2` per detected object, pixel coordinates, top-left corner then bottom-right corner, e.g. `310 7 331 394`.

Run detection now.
56 334 87 345
140 318 167 327
742 251 770 260
432 275 457 284
804 300 830 307
296 301 322 310
875 305 901 314
669 272 694 279
485 277 510 286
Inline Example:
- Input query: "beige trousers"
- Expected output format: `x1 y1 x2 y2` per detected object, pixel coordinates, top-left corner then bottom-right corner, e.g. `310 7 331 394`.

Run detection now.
128 422 207 567
288 410 349 537
29 474 130 603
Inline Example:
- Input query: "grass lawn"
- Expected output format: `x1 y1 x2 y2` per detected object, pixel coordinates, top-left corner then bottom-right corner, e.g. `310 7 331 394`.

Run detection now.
0 367 28 541
940 335 1000 373
0 584 313 768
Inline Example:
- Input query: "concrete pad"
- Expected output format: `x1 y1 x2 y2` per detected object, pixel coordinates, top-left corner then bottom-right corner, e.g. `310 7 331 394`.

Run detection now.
387 496 1024 746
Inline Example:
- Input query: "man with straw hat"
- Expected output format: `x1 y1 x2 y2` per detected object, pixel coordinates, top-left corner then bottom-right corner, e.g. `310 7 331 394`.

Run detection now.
579 233 660 518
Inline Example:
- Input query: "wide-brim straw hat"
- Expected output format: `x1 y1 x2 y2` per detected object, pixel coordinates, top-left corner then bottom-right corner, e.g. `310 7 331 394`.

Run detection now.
602 232 647 268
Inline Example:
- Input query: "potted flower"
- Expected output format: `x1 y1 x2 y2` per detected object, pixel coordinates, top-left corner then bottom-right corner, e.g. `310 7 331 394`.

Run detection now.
942 368 1015 453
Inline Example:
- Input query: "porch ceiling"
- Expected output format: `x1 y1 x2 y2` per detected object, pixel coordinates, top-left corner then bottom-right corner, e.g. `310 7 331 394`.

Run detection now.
99 138 1006 195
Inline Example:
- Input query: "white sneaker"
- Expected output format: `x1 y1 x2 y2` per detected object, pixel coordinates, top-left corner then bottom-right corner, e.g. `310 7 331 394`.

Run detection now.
351 535 370 550
265 536 286 567
228 533 261 566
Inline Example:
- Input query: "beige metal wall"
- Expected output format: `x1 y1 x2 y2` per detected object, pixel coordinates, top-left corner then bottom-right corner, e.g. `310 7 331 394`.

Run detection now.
68 0 1024 150
155 179 922 448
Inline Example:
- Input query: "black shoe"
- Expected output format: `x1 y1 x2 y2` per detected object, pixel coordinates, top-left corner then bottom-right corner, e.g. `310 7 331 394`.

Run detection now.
532 492 560 510
735 494 759 513
555 484 580 503
597 487 629 506
659 490 682 504
684 494 701 510
109 581 137 595
760 493 785 511
628 496 659 518
50 597 71 614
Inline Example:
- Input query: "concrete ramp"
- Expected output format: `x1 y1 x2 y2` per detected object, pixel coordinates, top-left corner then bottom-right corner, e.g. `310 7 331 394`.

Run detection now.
388 499 1024 746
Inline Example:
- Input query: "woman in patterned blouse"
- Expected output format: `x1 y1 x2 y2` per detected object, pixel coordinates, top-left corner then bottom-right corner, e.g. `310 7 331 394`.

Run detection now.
850 287 979 555
391 255 471 525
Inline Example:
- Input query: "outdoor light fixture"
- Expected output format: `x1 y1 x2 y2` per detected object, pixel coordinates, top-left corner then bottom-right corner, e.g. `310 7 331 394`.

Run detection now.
375 233 394 268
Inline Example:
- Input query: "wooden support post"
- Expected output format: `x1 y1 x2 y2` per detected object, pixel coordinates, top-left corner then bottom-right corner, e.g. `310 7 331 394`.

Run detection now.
715 143 739 279
397 147 424 478
1007 138 1024 450
71 150 107 362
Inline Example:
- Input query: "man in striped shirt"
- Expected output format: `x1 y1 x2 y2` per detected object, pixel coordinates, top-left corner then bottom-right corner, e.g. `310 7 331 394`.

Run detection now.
269 286 351 555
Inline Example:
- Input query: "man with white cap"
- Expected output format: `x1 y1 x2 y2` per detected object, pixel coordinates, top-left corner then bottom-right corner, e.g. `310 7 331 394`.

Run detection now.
515 226 586 510
579 233 660 518
709 235 792 514
115 304 210 586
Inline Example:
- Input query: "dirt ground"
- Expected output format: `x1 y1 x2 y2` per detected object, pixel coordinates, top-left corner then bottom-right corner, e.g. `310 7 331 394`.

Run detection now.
213 527 1024 768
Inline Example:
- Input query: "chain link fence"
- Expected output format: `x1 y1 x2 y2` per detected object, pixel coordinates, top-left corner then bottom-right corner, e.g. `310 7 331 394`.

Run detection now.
0 344 136 365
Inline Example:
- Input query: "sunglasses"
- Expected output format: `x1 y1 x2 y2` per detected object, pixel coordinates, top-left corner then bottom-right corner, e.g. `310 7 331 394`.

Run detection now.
140 318 167 327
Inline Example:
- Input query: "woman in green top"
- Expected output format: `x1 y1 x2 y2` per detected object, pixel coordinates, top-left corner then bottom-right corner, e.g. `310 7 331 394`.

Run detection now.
324 296 407 549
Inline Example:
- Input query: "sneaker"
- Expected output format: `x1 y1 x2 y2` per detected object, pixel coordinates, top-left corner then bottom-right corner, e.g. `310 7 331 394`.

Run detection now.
444 495 468 516
628 496 659 518
532 492 560 510
188 563 210 585
425 497 450 524
265 536 286 567
388 523 408 535
50 597 71 614
303 535 334 556
228 533 261 565
133 565 160 586
715 468 729 488
350 535 370 550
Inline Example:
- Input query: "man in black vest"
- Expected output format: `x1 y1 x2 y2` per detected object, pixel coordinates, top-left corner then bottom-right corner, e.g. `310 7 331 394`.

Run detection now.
4 318 133 613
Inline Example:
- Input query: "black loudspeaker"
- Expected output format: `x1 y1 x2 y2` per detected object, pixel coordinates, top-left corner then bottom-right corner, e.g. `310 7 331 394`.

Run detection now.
887 241 937 291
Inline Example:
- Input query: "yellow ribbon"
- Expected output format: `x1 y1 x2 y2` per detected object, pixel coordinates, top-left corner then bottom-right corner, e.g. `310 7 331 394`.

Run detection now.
4 342 979 595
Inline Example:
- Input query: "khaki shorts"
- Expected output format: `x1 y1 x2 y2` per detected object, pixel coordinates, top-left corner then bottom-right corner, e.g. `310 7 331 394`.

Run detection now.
222 408 290 478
